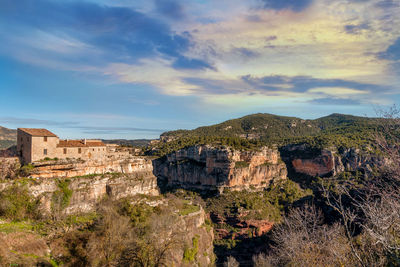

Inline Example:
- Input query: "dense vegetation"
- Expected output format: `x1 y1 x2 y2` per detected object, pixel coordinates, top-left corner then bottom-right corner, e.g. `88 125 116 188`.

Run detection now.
147 113 384 156
0 126 17 149
102 139 152 148
161 113 379 140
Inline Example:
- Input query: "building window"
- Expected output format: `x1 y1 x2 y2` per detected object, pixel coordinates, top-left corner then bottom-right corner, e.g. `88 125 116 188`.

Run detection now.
44 136 47 142
78 148 81 154
64 148 67 154
44 149 47 155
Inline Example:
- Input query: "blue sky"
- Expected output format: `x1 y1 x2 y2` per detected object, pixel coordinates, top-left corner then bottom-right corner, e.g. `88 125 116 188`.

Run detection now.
0 0 399 139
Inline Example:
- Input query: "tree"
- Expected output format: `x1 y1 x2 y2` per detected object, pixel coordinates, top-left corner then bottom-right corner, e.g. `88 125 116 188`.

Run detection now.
253 204 353 267
87 201 133 267
223 256 239 267
322 107 400 266
118 209 184 267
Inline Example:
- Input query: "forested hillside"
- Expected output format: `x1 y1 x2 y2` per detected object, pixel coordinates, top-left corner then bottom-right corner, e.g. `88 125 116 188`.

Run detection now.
0 126 16 149
149 113 383 156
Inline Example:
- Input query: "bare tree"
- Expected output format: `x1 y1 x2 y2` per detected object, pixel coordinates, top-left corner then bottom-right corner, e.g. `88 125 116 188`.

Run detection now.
254 204 353 267
223 256 239 267
118 210 184 267
322 107 400 266
87 202 133 267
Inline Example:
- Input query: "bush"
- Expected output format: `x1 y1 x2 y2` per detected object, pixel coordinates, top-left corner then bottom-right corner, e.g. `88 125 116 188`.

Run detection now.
19 163 35 177
183 235 199 263
234 161 250 169
51 179 73 219
0 184 40 220
254 205 354 266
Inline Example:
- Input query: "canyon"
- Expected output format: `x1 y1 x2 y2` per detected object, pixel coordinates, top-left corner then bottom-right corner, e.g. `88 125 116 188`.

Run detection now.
0 136 389 266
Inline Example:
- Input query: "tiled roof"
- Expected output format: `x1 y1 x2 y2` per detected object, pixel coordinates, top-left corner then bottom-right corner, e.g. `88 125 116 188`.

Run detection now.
18 128 57 137
57 140 106 148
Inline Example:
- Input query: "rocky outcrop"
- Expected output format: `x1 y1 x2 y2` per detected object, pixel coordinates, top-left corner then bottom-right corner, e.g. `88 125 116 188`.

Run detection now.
0 157 19 179
167 207 215 266
153 145 287 191
29 156 154 179
37 173 158 215
281 144 387 177
0 166 159 215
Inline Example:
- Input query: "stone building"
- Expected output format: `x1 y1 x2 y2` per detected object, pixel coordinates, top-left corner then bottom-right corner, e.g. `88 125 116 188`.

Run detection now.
17 128 110 163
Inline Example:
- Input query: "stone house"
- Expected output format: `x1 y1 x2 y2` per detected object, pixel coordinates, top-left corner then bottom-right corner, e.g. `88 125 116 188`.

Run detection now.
17 128 110 163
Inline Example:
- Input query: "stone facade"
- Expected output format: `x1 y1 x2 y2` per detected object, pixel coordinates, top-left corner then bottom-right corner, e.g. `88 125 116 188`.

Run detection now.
17 128 123 164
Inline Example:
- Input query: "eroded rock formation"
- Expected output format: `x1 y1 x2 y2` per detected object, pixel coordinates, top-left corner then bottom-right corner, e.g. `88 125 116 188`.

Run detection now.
0 157 19 179
0 157 159 215
281 144 387 177
153 145 287 191
167 207 215 266
29 156 153 179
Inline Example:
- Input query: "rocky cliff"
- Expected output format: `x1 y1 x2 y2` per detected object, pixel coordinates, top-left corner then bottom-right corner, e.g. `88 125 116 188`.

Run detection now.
28 156 154 179
153 145 287 191
281 144 387 177
168 206 215 266
0 157 19 179
0 159 159 215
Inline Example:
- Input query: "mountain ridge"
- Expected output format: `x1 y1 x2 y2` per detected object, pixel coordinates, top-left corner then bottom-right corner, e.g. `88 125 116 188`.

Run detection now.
160 113 377 140
0 126 17 149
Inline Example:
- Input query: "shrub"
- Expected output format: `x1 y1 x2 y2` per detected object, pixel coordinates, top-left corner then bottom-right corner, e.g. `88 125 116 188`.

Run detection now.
179 202 200 216
234 161 249 169
183 235 199 263
51 179 73 219
19 163 35 177
0 184 40 220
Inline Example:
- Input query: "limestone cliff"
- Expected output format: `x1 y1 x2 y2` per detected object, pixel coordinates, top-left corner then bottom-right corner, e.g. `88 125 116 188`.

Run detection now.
0 159 159 215
0 157 19 179
153 145 287 191
281 144 387 177
167 207 215 266
28 156 154 179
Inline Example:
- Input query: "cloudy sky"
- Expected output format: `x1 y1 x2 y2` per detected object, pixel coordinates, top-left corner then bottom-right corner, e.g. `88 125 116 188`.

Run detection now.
0 0 399 139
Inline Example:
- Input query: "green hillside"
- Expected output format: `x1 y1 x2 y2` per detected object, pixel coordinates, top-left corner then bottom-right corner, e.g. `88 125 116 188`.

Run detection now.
162 113 377 140
0 126 17 149
149 113 382 156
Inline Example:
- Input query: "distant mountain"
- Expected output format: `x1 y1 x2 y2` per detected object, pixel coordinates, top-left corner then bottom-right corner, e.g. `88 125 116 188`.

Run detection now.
161 113 377 141
102 139 153 147
0 126 17 149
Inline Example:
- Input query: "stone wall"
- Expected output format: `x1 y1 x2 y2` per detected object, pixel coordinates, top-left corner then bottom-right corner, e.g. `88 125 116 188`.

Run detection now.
17 129 33 163
31 136 59 162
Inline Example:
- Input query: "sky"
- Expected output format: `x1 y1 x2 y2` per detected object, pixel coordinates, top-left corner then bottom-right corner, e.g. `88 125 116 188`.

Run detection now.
0 0 399 139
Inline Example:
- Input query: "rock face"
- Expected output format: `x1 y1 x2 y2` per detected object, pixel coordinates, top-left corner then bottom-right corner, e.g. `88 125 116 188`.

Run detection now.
29 156 154 179
282 144 387 177
153 145 287 191
0 157 19 179
168 207 215 266
0 158 159 215
36 173 158 215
